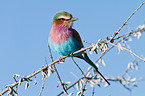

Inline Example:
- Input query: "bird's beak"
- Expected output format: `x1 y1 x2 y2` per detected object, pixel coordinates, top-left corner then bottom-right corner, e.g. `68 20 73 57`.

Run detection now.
69 18 78 22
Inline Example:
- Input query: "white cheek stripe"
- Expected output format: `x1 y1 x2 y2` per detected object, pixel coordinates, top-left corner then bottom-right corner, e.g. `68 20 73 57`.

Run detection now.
57 16 70 19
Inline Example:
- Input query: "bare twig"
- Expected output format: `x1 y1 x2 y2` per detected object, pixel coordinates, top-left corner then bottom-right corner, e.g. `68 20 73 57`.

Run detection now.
80 80 87 96
72 57 85 75
48 44 68 95
114 28 145 40
54 65 69 95
57 68 91 96
72 57 89 95
38 58 48 96
48 44 54 62
109 2 145 42
92 87 95 96
108 78 131 91
39 78 46 96
109 42 145 62
95 28 145 63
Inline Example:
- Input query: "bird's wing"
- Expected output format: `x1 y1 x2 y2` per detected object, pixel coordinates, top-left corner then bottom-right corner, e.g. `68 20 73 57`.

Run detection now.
72 29 85 59
72 29 84 47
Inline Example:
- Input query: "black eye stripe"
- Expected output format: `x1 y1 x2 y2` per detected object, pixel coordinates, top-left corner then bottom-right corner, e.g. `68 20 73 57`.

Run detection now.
57 18 65 20
57 18 70 21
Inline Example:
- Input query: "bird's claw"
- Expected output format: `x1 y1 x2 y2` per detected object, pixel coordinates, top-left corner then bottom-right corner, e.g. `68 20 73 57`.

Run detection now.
69 53 73 57
58 56 65 63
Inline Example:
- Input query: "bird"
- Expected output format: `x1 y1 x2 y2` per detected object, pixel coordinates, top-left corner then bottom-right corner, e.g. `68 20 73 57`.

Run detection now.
48 11 110 85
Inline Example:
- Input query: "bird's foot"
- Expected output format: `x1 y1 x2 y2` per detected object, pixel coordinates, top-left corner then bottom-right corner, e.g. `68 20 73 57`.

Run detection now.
69 53 73 57
58 56 65 63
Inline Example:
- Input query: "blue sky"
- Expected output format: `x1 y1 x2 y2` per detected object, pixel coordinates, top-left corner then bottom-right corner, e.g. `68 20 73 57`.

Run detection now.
0 0 145 96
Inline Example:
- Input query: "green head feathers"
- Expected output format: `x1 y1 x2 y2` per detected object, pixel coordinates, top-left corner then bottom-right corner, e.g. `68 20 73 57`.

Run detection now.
51 11 77 25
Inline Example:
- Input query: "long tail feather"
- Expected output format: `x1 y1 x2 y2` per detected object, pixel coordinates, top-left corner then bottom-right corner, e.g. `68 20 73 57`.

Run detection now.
82 54 110 85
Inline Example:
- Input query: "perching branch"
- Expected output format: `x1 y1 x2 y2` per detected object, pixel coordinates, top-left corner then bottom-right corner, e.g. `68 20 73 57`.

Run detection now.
0 43 95 96
57 28 145 95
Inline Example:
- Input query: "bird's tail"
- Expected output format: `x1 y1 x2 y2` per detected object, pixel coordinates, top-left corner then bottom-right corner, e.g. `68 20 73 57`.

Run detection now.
82 54 110 85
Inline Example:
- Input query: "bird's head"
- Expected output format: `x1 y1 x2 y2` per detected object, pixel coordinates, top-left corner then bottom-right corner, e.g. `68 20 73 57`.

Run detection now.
51 11 78 26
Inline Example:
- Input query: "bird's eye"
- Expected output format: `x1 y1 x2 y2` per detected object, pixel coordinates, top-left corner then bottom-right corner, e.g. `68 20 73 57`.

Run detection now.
57 18 65 20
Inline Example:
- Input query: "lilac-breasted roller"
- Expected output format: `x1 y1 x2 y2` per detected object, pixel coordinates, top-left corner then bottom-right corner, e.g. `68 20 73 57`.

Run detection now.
48 11 110 85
